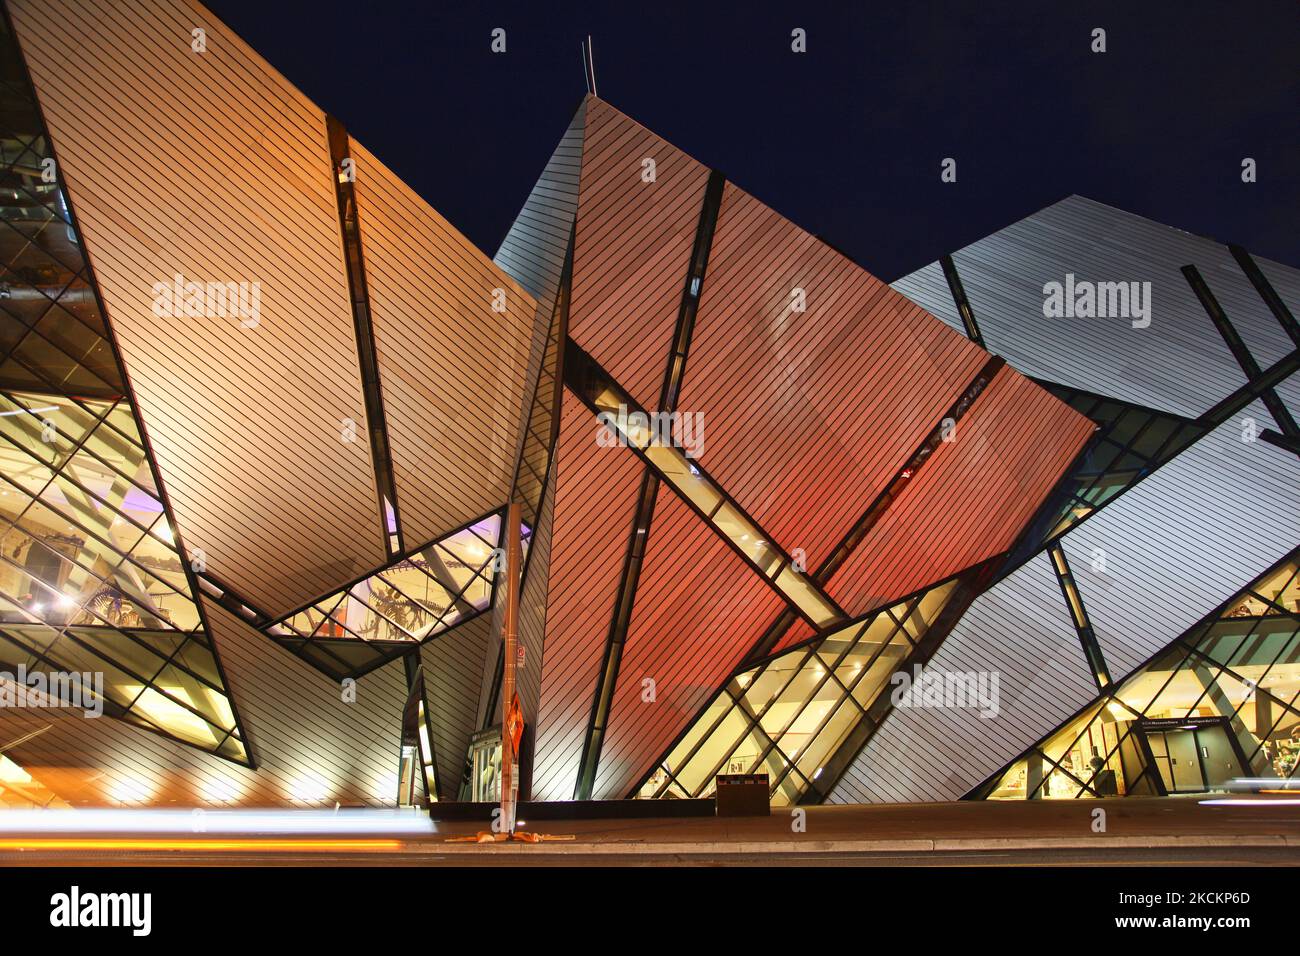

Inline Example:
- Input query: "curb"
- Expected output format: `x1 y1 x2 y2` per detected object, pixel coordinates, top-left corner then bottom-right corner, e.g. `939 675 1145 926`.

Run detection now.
415 834 1298 855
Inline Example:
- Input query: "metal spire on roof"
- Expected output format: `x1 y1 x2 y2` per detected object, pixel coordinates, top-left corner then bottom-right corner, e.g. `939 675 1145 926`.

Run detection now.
582 35 597 96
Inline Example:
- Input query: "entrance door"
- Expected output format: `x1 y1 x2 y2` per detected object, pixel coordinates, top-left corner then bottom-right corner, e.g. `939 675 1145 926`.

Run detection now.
1143 721 1242 793
1166 729 1202 791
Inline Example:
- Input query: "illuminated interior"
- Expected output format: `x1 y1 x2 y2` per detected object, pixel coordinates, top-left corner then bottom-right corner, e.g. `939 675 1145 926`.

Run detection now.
0 43 246 761
639 578 961 805
985 554 1300 799
269 514 503 645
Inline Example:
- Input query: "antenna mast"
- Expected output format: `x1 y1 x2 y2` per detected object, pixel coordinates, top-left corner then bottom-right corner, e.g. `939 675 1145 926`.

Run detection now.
582 35 597 96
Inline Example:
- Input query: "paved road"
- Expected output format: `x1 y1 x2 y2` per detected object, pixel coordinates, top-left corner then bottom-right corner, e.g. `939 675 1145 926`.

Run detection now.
5 845 1296 867
1 795 1297 866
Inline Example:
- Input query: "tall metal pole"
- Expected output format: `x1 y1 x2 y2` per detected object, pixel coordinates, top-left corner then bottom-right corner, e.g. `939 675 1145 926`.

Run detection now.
500 501 521 834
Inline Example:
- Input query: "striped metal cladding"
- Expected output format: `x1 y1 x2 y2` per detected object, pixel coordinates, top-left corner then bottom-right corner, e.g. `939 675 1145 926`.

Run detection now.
832 197 1300 805
891 196 1300 677
574 169 725 799
8 0 1291 815
350 138 536 548
680 181 1005 573
9 0 385 616
826 365 1095 615
0 596 408 806
418 613 492 801
892 195 1300 418
567 97 710 411
827 553 1097 804
592 483 787 799
528 391 643 801
516 470 556 728
1066 408 1300 679
494 104 585 316
756 355 1009 660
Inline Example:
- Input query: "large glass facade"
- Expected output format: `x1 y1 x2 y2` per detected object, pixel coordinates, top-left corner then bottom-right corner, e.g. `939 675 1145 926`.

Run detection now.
637 578 962 805
264 513 506 677
982 552 1300 799
0 17 247 760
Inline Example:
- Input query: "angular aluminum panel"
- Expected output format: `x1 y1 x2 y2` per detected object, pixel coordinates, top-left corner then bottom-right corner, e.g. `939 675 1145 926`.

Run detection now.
682 181 990 570
567 97 709 410
9 0 385 615
892 195 1300 418
827 366 1095 614
351 139 536 547
593 483 787 799
529 392 642 801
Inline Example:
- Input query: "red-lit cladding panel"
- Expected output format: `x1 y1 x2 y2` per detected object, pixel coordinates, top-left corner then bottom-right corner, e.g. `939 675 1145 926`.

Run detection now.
680 183 990 571
567 98 710 410
771 618 816 657
530 392 644 801
828 366 1095 615
593 484 787 800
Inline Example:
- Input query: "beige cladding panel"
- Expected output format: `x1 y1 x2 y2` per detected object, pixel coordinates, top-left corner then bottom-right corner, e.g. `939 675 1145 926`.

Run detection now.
10 0 386 615
350 140 537 546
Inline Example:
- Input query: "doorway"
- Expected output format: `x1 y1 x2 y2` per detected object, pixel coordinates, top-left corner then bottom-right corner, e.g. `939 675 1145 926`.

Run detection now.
1141 719 1242 794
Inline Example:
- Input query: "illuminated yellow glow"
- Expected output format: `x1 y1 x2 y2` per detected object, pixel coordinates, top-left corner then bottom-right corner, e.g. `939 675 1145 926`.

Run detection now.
0 838 403 852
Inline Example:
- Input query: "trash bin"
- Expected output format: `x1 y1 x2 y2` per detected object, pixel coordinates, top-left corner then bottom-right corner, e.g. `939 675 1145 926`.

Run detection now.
715 773 770 816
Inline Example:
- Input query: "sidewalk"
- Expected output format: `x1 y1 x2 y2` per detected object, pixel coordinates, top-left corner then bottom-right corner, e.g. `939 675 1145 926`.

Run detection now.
418 796 1300 856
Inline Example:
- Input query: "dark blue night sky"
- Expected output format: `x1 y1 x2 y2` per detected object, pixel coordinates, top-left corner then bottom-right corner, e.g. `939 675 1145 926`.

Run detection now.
206 0 1298 281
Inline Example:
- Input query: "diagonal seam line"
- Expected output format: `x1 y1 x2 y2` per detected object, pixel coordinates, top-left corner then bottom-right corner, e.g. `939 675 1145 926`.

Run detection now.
325 115 405 555
1048 542 1112 690
1183 264 1299 439
564 339 848 627
742 353 1007 664
574 169 724 799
